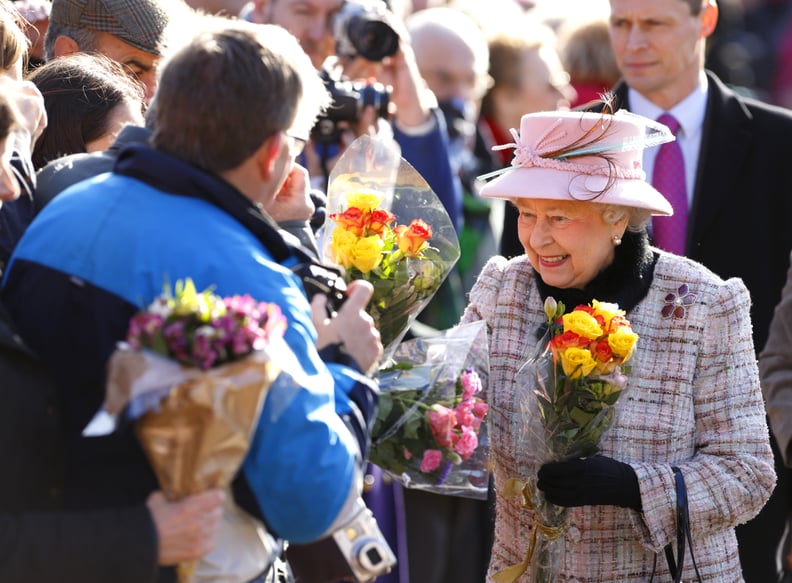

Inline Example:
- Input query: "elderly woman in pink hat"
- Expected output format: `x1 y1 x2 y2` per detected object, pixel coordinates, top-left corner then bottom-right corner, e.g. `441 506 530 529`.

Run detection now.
461 108 775 582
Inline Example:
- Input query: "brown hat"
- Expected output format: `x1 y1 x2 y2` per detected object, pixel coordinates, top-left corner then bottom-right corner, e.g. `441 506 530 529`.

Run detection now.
50 0 170 55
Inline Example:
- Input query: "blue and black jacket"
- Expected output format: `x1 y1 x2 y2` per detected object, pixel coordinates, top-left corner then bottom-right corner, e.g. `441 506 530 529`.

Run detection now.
2 144 378 547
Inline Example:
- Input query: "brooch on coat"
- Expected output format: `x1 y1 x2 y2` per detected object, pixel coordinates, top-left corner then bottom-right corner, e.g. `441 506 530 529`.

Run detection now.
662 283 697 319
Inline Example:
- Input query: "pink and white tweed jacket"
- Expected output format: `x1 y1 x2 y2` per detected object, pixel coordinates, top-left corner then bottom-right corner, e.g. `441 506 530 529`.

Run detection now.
461 252 776 583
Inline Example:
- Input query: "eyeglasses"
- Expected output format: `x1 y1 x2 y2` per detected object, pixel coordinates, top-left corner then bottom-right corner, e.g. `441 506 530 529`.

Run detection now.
285 132 308 158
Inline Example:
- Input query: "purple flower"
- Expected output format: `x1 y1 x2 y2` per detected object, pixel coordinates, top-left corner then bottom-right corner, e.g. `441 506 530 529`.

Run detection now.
125 279 288 370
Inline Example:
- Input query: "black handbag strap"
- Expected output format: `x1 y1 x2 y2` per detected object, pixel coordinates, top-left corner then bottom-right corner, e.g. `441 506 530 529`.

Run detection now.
650 466 703 583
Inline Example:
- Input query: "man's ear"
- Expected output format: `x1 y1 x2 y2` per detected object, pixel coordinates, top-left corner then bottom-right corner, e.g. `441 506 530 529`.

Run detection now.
701 0 719 38
256 132 284 181
52 35 81 58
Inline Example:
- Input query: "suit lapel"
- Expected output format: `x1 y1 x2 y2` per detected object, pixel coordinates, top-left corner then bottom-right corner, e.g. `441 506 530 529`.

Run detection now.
688 72 753 250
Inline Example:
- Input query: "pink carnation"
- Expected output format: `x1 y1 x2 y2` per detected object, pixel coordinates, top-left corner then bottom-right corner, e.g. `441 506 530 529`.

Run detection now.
427 404 457 447
472 401 489 419
420 449 443 472
460 369 482 399
455 400 475 428
454 427 478 460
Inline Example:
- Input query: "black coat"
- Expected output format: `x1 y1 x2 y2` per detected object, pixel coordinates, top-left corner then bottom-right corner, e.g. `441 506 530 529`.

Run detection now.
0 305 159 582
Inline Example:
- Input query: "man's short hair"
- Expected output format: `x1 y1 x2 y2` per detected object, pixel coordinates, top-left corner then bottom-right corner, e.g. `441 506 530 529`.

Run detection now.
45 0 170 59
152 21 328 173
681 0 706 16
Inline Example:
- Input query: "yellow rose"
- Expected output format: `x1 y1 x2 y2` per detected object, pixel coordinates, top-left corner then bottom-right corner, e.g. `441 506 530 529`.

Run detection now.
352 235 385 273
346 189 384 213
563 310 603 340
591 300 625 330
331 228 359 269
608 326 639 362
559 347 598 379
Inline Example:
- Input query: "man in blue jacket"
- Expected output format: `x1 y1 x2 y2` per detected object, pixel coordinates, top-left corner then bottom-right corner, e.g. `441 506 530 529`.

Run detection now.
2 20 382 583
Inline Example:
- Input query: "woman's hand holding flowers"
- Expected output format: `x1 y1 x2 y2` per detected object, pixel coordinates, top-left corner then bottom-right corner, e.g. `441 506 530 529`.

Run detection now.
311 279 383 374
537 455 641 510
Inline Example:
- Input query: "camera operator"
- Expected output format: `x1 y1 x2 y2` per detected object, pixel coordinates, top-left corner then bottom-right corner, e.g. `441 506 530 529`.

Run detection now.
242 0 461 232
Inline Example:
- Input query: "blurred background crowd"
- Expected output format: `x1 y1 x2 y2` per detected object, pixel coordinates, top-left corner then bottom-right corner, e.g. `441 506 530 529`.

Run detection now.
6 0 792 581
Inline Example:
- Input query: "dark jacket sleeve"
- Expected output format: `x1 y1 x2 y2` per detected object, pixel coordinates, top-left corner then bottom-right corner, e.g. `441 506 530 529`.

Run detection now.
0 505 159 583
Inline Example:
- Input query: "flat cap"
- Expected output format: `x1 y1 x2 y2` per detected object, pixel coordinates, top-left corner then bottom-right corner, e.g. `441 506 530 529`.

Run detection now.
50 0 170 55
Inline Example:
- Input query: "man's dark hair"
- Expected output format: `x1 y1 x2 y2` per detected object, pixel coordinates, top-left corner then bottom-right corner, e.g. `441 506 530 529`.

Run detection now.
28 52 144 169
152 25 302 172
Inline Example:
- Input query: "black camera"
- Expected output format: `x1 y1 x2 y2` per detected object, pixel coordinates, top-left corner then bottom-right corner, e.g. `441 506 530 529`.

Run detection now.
311 67 391 145
333 0 400 62
294 261 349 315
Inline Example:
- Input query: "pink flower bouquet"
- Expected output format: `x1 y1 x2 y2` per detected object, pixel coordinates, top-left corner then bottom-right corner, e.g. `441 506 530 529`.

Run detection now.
368 321 490 498
85 279 300 583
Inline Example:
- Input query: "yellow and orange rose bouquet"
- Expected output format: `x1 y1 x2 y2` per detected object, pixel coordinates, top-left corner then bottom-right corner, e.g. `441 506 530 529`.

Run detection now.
320 136 460 360
496 297 639 583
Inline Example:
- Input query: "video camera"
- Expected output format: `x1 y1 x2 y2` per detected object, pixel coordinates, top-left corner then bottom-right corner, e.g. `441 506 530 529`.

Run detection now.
333 0 400 62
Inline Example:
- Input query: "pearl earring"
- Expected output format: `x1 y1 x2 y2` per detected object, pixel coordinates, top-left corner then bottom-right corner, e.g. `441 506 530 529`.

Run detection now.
612 234 622 246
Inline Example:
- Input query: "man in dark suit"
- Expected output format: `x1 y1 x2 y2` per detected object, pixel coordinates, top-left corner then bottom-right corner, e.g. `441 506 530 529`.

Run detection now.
606 0 792 581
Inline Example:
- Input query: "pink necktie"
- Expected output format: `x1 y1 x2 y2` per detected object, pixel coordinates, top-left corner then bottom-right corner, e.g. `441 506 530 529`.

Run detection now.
651 113 688 255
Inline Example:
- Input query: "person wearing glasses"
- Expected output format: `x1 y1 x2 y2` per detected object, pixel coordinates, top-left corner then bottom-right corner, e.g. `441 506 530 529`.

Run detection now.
2 19 382 583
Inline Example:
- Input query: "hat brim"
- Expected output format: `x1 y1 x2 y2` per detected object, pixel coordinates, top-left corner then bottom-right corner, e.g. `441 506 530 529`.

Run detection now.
479 166 673 216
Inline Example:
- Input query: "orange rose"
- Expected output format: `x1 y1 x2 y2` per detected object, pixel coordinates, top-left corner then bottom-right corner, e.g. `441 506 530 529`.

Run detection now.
394 219 431 256
368 208 395 236
330 207 367 236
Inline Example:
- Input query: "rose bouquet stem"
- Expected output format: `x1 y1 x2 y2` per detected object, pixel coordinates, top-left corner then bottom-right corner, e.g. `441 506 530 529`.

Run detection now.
529 485 568 583
177 561 196 583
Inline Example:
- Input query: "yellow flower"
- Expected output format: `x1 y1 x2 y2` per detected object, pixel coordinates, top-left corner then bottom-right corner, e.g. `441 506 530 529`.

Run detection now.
352 235 385 273
608 326 639 362
591 300 625 330
347 189 384 213
559 347 598 379
330 228 359 269
563 310 603 340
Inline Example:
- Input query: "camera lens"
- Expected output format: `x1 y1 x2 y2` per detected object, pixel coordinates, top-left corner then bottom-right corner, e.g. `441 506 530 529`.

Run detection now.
357 82 390 119
347 15 399 62
358 541 386 571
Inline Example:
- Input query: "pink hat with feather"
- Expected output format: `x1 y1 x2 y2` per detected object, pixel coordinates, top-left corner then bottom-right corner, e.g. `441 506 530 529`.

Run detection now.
478 109 674 216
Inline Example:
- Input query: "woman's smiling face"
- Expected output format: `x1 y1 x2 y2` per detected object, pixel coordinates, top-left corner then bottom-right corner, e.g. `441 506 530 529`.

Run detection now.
516 198 627 290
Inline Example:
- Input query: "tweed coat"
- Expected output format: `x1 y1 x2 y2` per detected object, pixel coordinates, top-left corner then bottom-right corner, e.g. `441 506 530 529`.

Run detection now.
461 251 776 582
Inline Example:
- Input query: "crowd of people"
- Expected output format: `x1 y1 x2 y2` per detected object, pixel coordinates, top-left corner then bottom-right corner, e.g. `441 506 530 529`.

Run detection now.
3 0 792 582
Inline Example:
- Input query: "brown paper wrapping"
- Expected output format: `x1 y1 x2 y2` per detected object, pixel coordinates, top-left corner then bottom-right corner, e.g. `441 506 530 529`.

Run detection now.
107 350 281 582
134 355 279 498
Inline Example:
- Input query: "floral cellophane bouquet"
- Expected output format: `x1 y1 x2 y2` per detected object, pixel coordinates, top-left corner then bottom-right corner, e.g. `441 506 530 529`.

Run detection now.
92 279 300 583
495 298 638 583
320 135 461 361
368 320 490 499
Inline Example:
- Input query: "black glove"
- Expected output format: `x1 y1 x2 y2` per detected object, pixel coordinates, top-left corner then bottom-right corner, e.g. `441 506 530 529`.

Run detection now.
537 455 642 510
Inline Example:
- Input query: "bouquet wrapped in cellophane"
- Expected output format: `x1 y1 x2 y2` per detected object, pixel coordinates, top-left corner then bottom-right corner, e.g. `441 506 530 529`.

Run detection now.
85 279 304 583
494 298 638 583
367 320 490 499
319 135 460 361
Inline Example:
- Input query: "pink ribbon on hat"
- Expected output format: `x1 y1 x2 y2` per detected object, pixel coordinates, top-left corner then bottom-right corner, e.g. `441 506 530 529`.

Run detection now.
492 118 646 181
